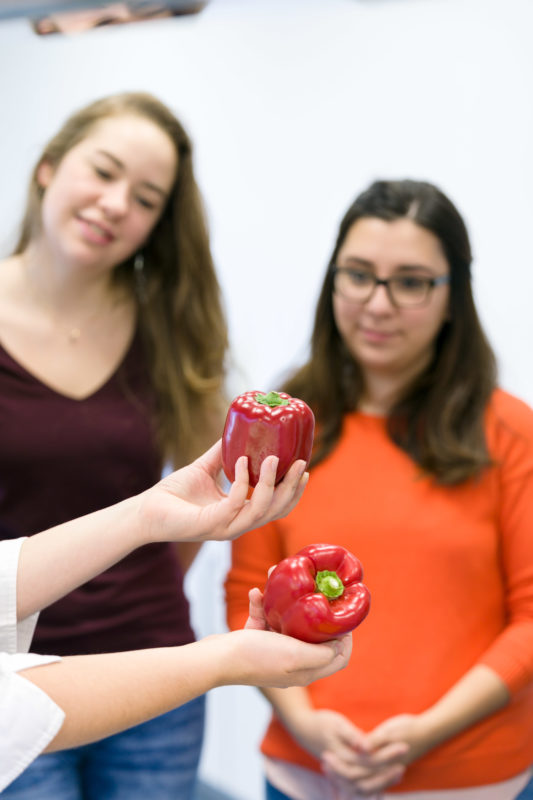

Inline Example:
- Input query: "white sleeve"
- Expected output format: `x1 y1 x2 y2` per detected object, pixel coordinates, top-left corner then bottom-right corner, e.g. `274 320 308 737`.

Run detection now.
0 540 65 790
0 538 40 653
0 653 65 791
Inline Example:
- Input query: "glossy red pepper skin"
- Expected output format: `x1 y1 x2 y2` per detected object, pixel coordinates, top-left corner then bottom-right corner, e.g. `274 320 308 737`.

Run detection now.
221 391 315 487
262 543 370 643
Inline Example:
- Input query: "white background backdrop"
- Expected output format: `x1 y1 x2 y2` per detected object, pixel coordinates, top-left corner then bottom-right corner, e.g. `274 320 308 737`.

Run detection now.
1 1 532 797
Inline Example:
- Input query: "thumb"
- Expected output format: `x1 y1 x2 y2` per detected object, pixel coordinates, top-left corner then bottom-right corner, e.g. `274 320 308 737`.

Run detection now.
193 438 223 476
244 588 267 630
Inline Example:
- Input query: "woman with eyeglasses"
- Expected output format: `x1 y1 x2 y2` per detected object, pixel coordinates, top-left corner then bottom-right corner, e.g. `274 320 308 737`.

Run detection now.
225 179 533 799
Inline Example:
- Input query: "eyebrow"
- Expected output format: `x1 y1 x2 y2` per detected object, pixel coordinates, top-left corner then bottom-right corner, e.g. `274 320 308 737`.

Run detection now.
96 149 168 198
340 256 437 274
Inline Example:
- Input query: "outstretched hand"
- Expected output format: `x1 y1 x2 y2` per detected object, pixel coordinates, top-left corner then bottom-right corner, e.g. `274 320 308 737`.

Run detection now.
210 586 353 689
139 439 308 545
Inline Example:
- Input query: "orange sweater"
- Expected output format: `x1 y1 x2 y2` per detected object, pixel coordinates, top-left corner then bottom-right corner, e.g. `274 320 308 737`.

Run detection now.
226 389 533 791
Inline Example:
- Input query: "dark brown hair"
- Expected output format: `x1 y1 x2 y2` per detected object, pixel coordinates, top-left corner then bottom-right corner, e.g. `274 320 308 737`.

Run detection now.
284 179 497 485
14 92 228 467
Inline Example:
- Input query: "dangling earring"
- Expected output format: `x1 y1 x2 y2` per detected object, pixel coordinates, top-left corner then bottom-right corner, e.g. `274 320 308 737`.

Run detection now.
134 252 147 301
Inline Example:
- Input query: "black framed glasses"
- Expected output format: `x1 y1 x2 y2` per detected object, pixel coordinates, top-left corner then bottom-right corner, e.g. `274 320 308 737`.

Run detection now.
332 266 450 308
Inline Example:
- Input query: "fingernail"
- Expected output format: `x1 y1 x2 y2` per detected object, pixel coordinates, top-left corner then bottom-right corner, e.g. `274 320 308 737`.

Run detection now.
297 460 307 476
332 639 342 656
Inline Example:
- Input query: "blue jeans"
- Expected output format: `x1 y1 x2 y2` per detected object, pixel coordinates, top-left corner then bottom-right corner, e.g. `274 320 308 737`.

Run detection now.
516 775 533 799
265 781 292 800
3 696 205 800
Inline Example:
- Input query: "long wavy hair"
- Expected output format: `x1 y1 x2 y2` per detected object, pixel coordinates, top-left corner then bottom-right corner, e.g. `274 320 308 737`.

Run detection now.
13 92 228 467
284 179 497 485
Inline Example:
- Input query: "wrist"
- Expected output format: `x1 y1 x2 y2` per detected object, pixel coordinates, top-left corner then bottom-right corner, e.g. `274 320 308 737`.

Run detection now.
415 707 453 751
200 633 241 689
134 487 162 546
113 493 147 550
263 686 314 735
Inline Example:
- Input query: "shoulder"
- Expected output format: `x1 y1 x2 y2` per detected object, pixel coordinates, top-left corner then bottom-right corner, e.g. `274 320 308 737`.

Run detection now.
0 257 27 322
486 389 533 468
487 389 533 439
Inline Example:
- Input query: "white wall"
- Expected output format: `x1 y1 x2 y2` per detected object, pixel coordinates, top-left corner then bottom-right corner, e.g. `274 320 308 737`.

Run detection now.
1 1 532 797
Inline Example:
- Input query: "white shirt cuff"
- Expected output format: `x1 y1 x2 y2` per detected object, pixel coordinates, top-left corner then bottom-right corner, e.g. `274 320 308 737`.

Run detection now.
0 656 64 791
0 538 40 654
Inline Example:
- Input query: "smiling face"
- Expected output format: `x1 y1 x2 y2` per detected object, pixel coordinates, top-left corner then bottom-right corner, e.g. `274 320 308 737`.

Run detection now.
332 216 451 385
36 113 178 274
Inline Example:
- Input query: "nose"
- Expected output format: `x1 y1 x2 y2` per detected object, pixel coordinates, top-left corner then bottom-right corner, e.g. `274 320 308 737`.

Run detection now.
365 282 395 313
98 181 130 219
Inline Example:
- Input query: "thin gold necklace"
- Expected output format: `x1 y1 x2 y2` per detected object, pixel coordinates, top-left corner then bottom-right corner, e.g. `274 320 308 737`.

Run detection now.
22 261 118 345
66 326 82 344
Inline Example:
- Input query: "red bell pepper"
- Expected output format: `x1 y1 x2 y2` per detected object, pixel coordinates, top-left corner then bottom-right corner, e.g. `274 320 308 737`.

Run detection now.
262 543 370 643
221 390 315 487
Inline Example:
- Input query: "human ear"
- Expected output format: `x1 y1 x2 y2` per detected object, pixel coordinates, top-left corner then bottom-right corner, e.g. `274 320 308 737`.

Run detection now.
36 160 54 189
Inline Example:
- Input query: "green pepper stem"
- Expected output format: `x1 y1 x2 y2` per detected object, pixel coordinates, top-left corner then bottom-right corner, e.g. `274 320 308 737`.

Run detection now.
315 570 344 599
255 391 290 407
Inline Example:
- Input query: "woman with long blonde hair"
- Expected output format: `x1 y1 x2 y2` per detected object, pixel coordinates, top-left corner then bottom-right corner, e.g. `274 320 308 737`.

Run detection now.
0 92 228 799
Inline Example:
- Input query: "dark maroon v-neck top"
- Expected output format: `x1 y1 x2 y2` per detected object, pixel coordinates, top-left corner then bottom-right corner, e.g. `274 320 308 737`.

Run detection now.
0 333 195 655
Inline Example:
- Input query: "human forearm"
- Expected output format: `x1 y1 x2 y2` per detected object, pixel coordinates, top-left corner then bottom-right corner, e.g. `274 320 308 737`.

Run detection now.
21 639 224 751
317 666 510 795
260 686 323 757
261 683 368 762
416 664 510 750
17 496 143 621
261 685 314 731
18 629 350 753
368 664 510 763
16 444 308 622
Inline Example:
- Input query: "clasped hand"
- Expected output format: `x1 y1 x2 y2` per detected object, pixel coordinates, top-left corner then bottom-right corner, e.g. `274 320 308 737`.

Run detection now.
291 709 434 797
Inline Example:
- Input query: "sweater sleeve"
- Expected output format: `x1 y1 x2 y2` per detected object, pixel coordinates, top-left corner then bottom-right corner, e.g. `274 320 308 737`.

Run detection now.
477 395 533 693
225 521 286 632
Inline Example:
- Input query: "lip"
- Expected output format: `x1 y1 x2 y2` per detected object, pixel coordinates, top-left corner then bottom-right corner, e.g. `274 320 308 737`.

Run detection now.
359 327 398 344
76 214 115 245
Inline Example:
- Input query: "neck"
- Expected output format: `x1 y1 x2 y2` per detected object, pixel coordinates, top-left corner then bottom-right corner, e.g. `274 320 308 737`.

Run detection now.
358 377 399 416
20 240 121 315
13 242 134 346
359 357 432 416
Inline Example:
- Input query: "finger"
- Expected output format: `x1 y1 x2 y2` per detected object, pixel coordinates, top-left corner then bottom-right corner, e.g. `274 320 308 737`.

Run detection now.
322 741 367 769
249 586 264 605
213 456 306 538
316 635 353 684
301 635 352 681
266 462 309 521
240 457 307 526
326 774 364 800
333 634 353 665
353 764 405 794
272 470 309 519
244 588 267 631
192 456 253 540
257 633 354 689
322 750 375 781
337 717 371 754
224 456 251 510
365 741 409 765
232 456 279 521
254 453 280 494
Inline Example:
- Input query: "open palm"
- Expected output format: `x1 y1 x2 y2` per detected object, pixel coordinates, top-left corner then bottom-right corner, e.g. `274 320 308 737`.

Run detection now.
140 439 308 544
